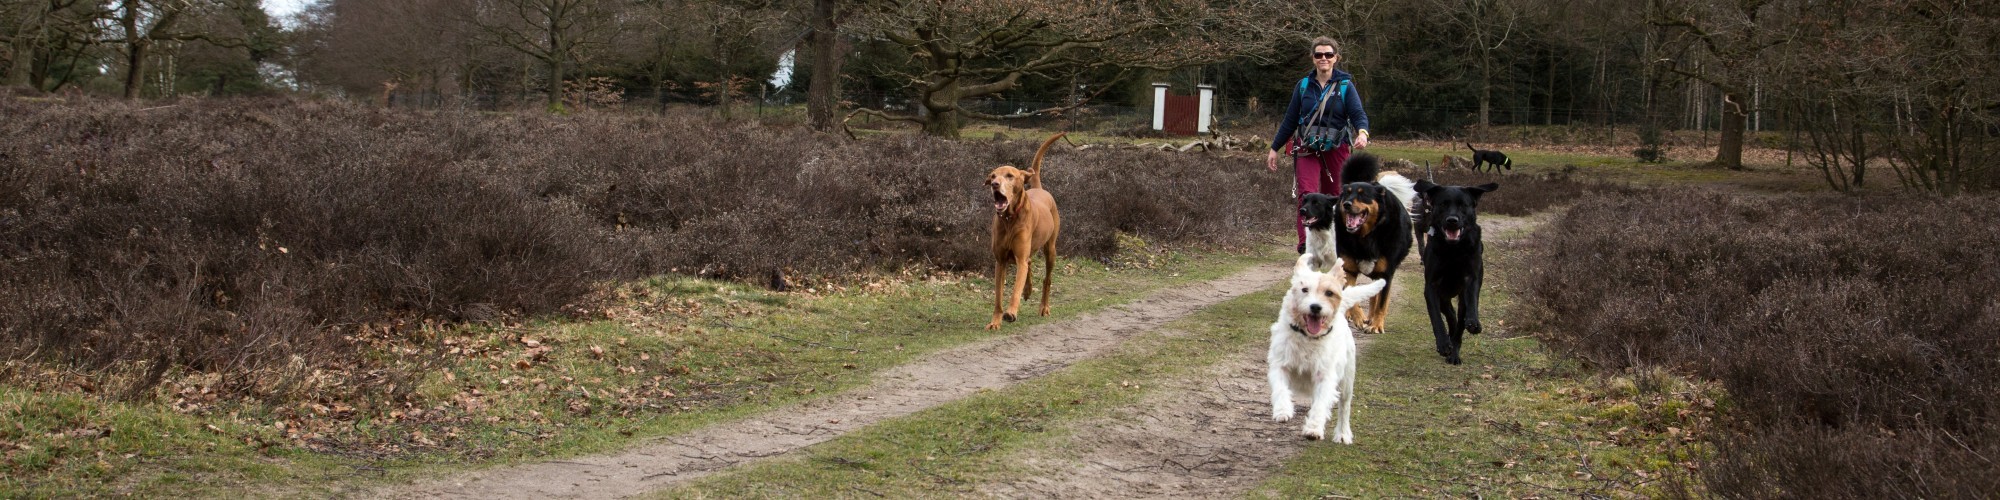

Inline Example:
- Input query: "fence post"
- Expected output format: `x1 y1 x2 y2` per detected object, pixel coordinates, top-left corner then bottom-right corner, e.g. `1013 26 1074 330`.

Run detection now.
1152 83 1169 131
1197 84 1215 134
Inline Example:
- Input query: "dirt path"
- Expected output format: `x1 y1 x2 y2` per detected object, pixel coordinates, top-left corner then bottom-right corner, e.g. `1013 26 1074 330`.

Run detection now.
972 283 1400 499
372 262 1290 499
974 331 1332 498
974 216 1535 498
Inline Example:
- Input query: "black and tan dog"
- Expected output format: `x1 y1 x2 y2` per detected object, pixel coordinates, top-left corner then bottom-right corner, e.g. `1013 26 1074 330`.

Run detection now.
1332 153 1416 335
1465 142 1513 173
986 132 1066 330
1412 179 1498 365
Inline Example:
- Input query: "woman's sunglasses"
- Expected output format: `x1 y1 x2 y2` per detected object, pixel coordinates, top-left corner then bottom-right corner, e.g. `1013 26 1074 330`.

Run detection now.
1313 52 1337 59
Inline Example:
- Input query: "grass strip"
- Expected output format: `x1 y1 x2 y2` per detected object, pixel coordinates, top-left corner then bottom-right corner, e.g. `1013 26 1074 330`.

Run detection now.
0 243 1273 498
646 251 1290 498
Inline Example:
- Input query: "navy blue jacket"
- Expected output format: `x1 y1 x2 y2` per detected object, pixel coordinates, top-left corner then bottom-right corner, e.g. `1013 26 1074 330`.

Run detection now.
1271 69 1369 152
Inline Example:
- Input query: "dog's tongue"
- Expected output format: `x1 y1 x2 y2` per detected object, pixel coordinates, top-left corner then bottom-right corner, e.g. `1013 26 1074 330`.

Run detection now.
993 201 1007 212
1304 315 1324 337
1444 228 1462 241
1344 214 1364 231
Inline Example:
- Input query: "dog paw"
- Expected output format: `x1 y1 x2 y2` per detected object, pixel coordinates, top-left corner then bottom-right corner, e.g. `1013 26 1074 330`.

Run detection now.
1002 312 1018 323
1273 407 1295 422
986 319 1002 330
1038 305 1050 316
1335 430 1354 444
1301 427 1325 441
1445 353 1462 365
1467 319 1483 335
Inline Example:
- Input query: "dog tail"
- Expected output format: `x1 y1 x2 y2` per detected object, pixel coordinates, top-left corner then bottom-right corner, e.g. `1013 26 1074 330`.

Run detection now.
1377 171 1417 213
1029 132 1066 190
1340 152 1380 185
1465 142 1475 152
1339 279 1388 314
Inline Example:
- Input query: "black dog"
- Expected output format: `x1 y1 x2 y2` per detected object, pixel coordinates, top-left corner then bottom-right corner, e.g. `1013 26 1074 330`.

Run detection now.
1465 143 1512 173
1412 179 1498 365
1333 153 1416 335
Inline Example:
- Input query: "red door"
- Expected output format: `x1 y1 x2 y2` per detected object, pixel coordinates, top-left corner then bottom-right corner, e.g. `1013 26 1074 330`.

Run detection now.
1164 94 1199 136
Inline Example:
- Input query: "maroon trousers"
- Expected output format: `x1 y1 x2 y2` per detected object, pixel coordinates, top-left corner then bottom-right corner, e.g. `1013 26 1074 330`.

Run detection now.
1292 144 1352 247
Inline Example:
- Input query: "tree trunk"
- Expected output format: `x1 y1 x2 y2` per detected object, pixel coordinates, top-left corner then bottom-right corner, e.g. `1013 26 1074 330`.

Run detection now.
7 38 36 90
1714 90 1746 170
546 27 564 108
1477 53 1492 133
807 0 846 131
122 0 147 100
1545 45 1555 126
6 0 47 91
920 83 962 138
546 58 563 108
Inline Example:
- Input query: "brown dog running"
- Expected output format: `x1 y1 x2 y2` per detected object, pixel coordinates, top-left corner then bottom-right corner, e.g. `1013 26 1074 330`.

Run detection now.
986 132 1066 330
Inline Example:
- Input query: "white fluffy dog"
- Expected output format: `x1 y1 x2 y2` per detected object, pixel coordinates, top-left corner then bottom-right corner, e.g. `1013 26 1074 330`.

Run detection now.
1268 253 1388 442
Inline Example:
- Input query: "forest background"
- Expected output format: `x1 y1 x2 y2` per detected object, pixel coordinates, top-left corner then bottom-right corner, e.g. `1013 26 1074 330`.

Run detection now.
5 0 1995 192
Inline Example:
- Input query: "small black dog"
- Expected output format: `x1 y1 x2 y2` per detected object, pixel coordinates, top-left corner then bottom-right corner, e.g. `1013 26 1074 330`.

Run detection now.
1465 142 1512 173
1412 179 1498 365
1298 192 1340 272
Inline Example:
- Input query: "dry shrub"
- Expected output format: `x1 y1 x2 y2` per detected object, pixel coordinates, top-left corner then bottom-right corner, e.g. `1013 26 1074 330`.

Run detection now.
1518 188 2000 497
1416 165 1639 216
0 95 1290 401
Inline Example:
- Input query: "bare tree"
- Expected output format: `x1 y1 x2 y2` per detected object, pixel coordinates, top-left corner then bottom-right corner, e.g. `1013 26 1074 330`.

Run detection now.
106 0 276 99
844 0 1304 138
295 0 470 100
805 0 847 130
2 1 56 90
2 0 108 92
1433 0 1522 133
459 0 624 109
620 0 793 114
116 0 200 99
1648 0 1794 170
1773 0 2000 193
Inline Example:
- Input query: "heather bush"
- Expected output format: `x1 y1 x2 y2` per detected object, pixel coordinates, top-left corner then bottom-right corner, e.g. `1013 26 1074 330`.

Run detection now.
0 95 1290 401
1418 165 1639 217
1519 189 2000 497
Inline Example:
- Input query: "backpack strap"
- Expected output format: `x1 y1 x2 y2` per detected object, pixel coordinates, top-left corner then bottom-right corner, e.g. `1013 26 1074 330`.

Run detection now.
1298 78 1351 127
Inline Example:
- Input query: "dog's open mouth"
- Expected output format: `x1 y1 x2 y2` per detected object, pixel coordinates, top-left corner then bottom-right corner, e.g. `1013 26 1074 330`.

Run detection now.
991 190 1009 213
1303 314 1325 338
1302 216 1319 226
1343 213 1365 232
1443 228 1463 242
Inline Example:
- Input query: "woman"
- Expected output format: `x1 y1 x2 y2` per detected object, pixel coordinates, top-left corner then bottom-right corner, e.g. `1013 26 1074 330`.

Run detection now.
1266 36 1370 254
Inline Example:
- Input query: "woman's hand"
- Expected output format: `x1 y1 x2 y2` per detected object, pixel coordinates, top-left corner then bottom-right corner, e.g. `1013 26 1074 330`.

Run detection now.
1266 149 1279 171
1355 130 1370 149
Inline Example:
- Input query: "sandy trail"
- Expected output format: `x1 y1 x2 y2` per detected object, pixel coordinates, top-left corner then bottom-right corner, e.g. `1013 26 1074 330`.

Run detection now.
972 282 1408 499
975 216 1532 498
371 262 1289 499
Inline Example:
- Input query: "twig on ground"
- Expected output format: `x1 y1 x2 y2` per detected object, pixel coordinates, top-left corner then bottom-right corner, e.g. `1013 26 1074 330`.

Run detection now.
771 334 865 353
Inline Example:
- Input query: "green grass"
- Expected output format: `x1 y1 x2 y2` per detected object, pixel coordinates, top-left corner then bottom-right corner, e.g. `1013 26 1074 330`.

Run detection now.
645 246 1296 498
1252 216 1718 498
637 216 1716 498
0 241 1278 498
4 137 1756 497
